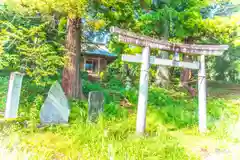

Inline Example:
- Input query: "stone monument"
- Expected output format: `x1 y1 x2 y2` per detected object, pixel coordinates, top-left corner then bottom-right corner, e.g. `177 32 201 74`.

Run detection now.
40 82 70 124
88 91 104 122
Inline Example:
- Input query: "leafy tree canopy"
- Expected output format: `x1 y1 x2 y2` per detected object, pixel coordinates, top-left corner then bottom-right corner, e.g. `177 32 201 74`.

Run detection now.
0 5 65 85
6 0 88 18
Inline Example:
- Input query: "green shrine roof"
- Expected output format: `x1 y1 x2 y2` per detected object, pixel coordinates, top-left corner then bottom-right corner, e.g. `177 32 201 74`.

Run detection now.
83 31 117 58
85 48 117 57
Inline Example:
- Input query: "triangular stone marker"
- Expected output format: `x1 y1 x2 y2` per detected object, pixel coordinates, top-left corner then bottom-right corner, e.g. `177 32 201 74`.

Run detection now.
40 82 70 124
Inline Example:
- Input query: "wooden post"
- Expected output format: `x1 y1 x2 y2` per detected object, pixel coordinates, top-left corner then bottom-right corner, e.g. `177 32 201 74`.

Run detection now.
136 47 150 135
5 72 24 118
198 55 207 133
83 57 86 71
98 57 101 75
91 60 93 72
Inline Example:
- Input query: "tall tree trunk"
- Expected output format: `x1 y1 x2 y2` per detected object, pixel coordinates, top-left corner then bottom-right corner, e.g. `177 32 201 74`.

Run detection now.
62 18 84 99
180 55 196 97
155 20 170 88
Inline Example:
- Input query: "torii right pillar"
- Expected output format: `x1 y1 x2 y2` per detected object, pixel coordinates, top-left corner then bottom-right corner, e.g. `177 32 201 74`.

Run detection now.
198 55 207 133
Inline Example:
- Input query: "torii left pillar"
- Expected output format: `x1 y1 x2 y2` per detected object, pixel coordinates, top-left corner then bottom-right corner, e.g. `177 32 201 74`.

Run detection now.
136 47 150 135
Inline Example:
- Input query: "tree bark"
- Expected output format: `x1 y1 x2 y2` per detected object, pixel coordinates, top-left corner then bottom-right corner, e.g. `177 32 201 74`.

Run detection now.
62 18 85 99
180 38 196 97
180 55 196 97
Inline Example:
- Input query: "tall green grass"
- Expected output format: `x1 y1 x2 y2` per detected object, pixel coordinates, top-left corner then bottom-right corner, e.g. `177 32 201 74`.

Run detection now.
1 101 199 160
0 77 240 159
0 76 9 111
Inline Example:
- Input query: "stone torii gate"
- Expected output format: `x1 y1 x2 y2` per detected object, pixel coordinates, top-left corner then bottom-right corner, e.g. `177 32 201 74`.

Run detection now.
110 27 229 135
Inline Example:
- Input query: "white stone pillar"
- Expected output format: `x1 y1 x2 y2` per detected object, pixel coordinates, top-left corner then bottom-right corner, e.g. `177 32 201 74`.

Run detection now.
83 57 86 71
136 47 150 135
4 72 24 119
98 57 101 75
198 55 207 133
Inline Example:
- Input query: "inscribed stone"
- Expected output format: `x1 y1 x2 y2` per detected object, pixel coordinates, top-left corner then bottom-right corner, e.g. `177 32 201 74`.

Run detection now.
88 91 104 122
40 82 70 124
5 72 24 119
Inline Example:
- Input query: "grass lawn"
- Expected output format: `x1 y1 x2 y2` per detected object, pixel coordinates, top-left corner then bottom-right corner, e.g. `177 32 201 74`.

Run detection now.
0 76 240 160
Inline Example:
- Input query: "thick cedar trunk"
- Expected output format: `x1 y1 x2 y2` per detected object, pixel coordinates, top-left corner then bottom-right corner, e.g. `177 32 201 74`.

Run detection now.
180 55 196 97
62 18 84 99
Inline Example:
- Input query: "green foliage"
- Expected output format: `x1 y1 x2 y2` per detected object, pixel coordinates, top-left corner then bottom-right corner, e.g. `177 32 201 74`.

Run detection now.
1 75 240 159
92 0 136 29
7 0 88 19
137 0 208 39
1 91 238 159
202 15 240 82
0 0 239 158
1 98 199 160
0 7 65 86
103 0 240 83
82 77 125 104
123 85 240 133
0 76 8 110
104 102 128 119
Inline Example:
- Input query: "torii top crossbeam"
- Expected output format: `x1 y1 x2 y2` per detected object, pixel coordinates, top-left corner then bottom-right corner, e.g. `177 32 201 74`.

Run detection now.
110 27 229 56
